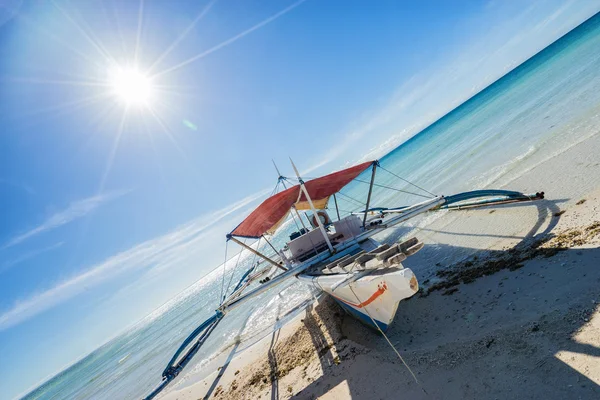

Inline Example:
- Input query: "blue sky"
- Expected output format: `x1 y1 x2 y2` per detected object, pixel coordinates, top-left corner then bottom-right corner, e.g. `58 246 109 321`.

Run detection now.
0 0 598 398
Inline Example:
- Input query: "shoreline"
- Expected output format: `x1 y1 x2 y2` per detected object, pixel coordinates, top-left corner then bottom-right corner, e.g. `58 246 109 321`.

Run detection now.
161 187 600 400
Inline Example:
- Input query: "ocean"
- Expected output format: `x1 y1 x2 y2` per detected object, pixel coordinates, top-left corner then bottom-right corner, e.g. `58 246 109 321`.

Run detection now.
22 12 600 400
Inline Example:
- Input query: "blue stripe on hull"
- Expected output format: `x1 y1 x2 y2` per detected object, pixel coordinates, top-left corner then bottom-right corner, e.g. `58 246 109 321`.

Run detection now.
335 299 389 332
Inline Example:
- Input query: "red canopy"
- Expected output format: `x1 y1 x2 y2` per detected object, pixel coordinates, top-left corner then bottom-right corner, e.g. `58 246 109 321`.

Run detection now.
230 161 374 239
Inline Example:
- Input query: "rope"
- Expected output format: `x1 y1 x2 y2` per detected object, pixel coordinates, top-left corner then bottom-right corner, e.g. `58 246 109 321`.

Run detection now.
219 241 229 305
379 166 437 197
336 191 366 208
353 178 431 199
250 237 261 270
270 180 281 196
224 239 246 300
347 284 427 394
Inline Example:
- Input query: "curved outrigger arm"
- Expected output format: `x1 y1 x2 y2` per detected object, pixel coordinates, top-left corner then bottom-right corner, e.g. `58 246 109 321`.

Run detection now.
356 190 545 220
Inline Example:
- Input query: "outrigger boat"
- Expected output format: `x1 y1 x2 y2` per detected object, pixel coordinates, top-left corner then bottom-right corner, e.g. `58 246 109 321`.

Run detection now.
144 160 544 399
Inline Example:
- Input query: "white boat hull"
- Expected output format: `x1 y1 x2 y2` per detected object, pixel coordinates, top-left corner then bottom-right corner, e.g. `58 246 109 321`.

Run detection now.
297 266 418 331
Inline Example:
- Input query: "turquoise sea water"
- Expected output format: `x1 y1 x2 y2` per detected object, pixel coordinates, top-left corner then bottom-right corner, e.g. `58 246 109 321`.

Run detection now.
23 12 600 400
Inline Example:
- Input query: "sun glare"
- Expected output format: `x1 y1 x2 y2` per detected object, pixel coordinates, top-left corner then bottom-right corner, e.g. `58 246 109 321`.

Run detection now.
109 66 154 107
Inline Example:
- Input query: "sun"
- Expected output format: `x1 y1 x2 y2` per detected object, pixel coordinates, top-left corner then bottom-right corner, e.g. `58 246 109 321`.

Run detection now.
108 66 154 107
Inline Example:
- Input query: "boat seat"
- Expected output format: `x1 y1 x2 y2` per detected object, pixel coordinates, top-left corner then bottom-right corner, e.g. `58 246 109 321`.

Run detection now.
325 259 341 270
369 243 391 254
376 244 400 261
333 253 355 268
398 237 418 253
404 242 424 256
338 250 365 268
385 253 406 267
355 253 376 264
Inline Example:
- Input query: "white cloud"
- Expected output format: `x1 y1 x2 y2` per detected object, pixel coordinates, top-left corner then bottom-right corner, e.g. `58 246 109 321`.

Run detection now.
1 190 130 249
0 188 268 331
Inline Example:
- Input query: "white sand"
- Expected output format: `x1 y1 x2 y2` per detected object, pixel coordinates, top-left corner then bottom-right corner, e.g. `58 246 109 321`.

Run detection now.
161 130 600 400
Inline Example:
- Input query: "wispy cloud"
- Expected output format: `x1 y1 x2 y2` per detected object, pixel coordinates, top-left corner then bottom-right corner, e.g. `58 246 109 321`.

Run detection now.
0 242 65 275
0 188 268 331
1 190 130 250
153 0 308 77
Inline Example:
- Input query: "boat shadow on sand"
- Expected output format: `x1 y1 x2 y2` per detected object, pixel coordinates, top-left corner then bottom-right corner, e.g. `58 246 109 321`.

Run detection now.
284 198 600 399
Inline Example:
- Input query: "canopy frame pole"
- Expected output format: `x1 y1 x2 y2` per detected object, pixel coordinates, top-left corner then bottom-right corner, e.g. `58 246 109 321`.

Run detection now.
363 162 378 228
227 235 287 272
290 158 335 254
333 194 341 221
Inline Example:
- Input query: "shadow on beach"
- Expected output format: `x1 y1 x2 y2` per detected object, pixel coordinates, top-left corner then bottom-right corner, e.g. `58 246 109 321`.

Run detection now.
286 199 600 399
291 248 600 399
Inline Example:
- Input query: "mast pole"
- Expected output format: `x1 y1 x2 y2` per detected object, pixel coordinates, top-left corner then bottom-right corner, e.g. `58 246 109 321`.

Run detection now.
333 193 341 221
362 162 378 228
272 159 284 181
227 235 287 272
289 158 335 253
273 161 304 233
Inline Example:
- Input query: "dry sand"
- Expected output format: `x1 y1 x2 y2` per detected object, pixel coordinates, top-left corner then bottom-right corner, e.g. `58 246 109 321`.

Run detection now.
162 132 600 400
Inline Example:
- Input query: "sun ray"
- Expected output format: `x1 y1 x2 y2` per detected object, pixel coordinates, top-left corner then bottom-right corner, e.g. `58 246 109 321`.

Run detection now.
99 0 129 58
15 13 106 71
2 77 109 87
7 92 112 124
147 0 217 73
152 0 307 78
68 5 121 66
134 0 145 64
50 0 117 66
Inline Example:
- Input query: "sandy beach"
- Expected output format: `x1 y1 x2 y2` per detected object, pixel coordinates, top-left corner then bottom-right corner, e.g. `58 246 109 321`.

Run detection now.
159 120 600 400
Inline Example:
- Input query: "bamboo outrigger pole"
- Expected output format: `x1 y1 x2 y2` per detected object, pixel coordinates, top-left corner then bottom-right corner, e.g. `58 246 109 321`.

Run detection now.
289 158 335 254
226 235 287 272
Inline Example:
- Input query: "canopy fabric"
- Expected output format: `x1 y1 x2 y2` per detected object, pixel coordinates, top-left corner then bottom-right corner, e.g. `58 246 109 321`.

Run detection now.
230 161 374 239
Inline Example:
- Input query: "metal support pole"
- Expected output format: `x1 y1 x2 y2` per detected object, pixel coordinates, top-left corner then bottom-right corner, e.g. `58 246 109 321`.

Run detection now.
227 235 287 272
363 162 378 228
333 193 341 221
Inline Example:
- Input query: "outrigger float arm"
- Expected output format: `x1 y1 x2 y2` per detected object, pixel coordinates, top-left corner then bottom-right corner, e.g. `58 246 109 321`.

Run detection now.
356 190 544 218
